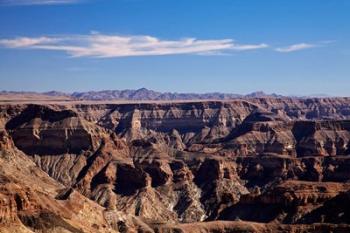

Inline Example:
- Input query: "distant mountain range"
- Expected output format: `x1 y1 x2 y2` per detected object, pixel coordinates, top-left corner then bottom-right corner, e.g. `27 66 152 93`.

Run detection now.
0 88 286 101
0 88 335 101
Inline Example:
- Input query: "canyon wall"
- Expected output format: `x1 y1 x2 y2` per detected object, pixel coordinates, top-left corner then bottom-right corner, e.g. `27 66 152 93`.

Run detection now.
1 98 350 232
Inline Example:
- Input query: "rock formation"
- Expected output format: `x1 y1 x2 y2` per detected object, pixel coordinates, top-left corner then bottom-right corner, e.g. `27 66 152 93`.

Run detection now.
0 98 350 232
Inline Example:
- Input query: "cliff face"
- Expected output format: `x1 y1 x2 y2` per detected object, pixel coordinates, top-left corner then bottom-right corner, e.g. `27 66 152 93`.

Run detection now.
1 98 350 232
0 130 151 233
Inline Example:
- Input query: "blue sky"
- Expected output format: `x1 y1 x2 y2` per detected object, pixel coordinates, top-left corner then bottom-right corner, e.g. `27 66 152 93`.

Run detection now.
0 0 349 95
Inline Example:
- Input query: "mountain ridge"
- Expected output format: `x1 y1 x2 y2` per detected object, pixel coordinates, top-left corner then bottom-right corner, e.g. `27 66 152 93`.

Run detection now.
0 88 335 101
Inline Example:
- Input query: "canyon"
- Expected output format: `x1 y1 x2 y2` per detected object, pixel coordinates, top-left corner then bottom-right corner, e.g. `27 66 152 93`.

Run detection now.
0 97 350 232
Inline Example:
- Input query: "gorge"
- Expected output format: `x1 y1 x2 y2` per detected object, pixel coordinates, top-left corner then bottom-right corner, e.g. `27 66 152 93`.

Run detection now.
0 97 350 232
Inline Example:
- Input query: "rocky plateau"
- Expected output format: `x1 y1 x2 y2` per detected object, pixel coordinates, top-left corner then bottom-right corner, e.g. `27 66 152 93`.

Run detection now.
0 97 350 232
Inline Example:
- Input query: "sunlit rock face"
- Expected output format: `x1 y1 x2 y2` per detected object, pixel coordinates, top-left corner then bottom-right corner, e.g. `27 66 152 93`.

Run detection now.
1 98 350 232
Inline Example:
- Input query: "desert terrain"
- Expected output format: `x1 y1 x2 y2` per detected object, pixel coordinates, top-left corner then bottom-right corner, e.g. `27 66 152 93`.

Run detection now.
0 97 350 232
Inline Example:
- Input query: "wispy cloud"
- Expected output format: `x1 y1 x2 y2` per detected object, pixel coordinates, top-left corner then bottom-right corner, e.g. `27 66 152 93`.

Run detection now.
0 33 268 58
275 43 317 53
0 0 82 6
0 37 60 47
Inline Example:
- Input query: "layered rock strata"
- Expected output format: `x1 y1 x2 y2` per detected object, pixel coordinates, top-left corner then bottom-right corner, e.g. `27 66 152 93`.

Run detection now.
0 98 350 232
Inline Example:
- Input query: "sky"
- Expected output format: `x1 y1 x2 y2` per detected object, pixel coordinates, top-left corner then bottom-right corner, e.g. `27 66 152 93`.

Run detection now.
0 0 349 96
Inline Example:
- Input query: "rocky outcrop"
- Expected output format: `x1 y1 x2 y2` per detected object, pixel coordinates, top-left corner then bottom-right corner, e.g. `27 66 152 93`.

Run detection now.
5 105 96 155
0 133 145 233
152 220 350 233
293 120 350 156
218 180 350 223
297 189 350 224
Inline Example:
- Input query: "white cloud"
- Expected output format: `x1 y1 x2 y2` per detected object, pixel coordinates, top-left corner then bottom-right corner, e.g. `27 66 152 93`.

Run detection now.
275 43 316 53
0 37 60 47
0 33 268 58
0 0 81 6
230 43 268 51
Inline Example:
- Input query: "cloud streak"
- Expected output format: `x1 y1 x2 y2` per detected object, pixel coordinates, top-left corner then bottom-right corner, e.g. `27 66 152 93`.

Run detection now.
0 0 82 6
0 33 268 58
275 43 317 53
